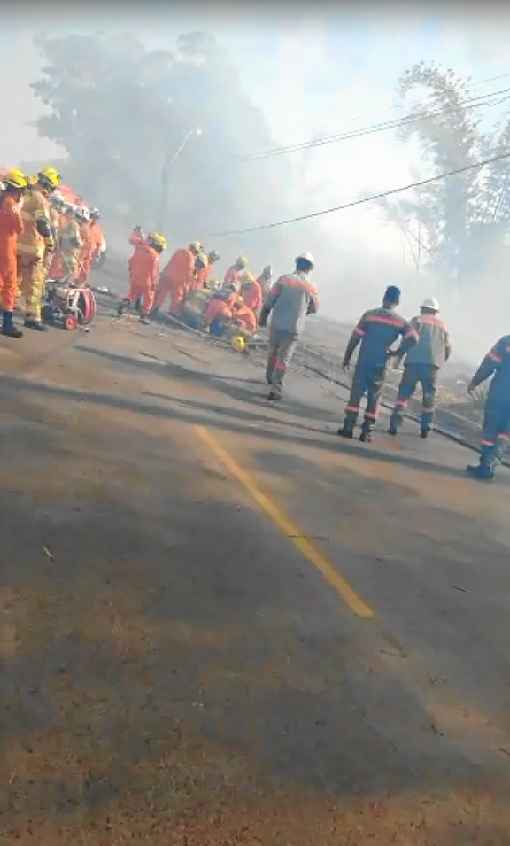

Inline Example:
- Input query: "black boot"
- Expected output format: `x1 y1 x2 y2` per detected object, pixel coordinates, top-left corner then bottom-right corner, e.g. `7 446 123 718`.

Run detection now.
467 461 495 480
467 446 496 480
117 298 130 316
359 419 373 443
388 413 400 436
24 319 48 332
337 413 356 439
2 311 23 338
421 411 433 439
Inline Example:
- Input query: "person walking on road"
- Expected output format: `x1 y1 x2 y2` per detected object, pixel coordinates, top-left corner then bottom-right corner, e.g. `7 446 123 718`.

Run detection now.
337 285 418 442
389 297 452 439
466 335 510 480
259 252 318 401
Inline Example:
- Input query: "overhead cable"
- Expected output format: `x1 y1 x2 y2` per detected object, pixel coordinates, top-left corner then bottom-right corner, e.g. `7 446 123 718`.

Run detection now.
241 85 510 161
210 150 510 237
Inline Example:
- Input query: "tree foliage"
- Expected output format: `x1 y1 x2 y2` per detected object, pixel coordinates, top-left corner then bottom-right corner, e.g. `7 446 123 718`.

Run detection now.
384 61 510 282
31 32 288 242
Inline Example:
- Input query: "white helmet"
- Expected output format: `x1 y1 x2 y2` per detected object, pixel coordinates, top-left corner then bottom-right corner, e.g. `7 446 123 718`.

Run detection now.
296 252 314 265
421 297 440 311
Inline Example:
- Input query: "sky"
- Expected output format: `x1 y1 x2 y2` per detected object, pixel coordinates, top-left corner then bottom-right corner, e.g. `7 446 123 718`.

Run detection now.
2 1 510 355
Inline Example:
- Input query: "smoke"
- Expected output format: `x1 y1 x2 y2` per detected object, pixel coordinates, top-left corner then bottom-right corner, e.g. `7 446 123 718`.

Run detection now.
3 2 509 365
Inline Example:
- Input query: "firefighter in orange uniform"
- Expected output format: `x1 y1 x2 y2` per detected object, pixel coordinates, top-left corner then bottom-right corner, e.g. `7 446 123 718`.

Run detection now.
118 232 167 322
152 241 200 316
0 168 28 337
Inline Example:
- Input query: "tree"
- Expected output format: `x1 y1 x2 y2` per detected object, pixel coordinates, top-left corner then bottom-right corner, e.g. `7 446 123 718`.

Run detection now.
30 32 292 246
382 61 510 284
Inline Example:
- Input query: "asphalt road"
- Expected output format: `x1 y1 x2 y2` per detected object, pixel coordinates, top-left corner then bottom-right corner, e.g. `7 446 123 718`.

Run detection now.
1 307 510 845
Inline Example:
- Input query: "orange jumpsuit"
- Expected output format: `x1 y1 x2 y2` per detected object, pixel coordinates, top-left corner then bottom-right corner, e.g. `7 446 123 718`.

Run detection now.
204 297 233 326
224 265 244 289
0 194 23 312
47 250 66 280
77 221 93 285
89 221 105 263
154 248 195 315
127 241 160 315
128 229 144 284
233 304 257 334
240 278 262 312
194 262 210 290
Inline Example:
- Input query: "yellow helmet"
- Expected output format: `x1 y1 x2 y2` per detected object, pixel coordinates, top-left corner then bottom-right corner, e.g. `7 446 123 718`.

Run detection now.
38 166 61 190
4 168 28 189
231 335 246 353
148 231 167 251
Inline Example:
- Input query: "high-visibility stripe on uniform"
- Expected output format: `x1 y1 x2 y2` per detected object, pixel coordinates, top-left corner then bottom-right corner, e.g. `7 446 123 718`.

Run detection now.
499 432 510 441
278 275 318 297
395 399 407 408
481 439 496 447
405 327 420 340
345 405 359 414
353 327 365 337
488 348 502 363
365 411 377 421
364 314 406 329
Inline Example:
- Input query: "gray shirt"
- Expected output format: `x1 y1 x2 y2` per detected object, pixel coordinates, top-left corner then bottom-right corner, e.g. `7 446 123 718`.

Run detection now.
405 314 451 368
263 272 319 336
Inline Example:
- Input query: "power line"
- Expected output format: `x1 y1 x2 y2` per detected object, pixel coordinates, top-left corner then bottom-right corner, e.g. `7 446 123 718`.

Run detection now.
469 71 510 88
210 150 510 237
241 84 510 161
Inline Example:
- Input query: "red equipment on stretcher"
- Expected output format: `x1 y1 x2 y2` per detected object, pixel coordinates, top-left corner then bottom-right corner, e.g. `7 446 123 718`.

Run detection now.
43 281 97 330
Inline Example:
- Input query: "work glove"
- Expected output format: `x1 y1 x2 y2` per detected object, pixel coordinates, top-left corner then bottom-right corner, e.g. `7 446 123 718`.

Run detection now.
36 217 52 238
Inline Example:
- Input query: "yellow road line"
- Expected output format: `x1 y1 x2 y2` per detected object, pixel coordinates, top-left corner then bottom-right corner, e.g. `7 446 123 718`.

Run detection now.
195 425 374 620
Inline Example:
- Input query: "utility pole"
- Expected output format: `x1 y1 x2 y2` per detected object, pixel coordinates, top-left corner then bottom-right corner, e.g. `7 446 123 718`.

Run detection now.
158 128 202 231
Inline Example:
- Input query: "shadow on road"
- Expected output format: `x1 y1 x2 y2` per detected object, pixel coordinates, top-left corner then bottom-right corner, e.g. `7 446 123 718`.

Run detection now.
1 342 510 843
